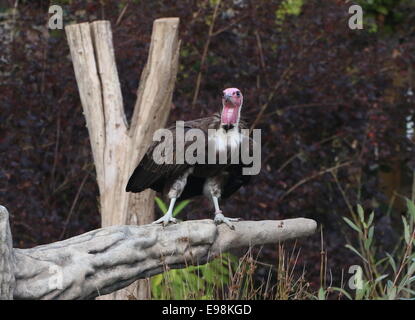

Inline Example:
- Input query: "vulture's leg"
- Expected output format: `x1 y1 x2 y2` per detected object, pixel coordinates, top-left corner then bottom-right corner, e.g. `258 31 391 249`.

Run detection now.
205 177 240 230
152 197 177 226
152 169 193 226
212 196 239 230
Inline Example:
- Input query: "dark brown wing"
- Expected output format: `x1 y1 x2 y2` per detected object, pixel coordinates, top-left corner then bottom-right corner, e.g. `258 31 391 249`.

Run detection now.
221 132 255 198
125 116 220 193
221 165 252 198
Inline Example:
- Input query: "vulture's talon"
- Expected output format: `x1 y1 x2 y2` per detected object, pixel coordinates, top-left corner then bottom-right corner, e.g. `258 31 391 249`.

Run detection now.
214 213 239 230
152 214 177 226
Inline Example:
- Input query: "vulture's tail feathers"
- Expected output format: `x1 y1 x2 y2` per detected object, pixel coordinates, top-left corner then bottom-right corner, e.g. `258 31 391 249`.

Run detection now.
126 165 163 193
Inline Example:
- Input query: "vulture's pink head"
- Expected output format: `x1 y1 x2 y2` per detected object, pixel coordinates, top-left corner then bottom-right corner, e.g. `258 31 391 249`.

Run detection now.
221 88 243 129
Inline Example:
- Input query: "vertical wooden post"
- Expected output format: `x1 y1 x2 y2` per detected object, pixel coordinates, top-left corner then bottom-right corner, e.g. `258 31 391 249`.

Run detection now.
65 18 180 299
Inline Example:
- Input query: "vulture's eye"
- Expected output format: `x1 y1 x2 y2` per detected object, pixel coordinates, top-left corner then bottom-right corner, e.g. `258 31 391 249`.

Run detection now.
236 91 240 96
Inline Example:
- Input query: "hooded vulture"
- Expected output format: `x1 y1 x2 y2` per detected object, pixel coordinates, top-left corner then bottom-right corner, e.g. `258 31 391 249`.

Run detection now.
126 88 256 229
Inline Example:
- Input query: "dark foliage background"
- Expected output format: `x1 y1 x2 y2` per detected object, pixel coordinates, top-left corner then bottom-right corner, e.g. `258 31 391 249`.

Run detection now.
0 0 414 290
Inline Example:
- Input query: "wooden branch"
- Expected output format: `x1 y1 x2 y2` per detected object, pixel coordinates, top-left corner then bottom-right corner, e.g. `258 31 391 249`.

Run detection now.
126 17 180 227
65 22 106 192
0 205 15 300
128 18 180 180
65 18 180 228
0 203 315 299
90 21 130 226
66 19 180 299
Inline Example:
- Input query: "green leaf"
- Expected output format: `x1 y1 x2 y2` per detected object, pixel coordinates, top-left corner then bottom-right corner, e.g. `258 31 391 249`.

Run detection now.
155 196 167 214
364 238 370 251
375 274 389 284
400 287 415 297
402 216 410 245
209 0 221 8
376 6 388 15
364 226 374 250
343 217 362 233
355 281 366 300
375 256 389 267
357 204 365 224
368 225 374 240
406 198 415 223
345 244 368 263
385 252 397 273
368 211 375 227
173 200 191 217
387 286 397 300
407 261 415 278
151 274 163 286
275 0 304 23
318 287 326 300
150 253 237 299
202 266 216 284
398 274 411 292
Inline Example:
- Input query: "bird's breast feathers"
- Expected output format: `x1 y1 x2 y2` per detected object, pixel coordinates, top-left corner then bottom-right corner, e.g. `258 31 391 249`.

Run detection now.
209 127 242 152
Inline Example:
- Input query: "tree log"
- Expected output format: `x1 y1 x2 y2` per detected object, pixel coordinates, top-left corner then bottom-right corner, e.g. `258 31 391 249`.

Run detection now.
0 206 15 300
0 205 317 300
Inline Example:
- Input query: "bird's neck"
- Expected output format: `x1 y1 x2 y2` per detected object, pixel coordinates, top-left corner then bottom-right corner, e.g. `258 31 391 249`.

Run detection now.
220 104 241 131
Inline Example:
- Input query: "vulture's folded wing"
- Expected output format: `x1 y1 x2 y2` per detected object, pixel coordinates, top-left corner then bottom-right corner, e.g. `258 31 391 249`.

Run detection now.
125 116 220 193
221 133 256 198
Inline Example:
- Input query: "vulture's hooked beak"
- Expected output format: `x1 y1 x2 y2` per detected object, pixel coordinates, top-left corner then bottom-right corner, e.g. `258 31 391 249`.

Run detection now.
224 94 234 105
222 123 235 131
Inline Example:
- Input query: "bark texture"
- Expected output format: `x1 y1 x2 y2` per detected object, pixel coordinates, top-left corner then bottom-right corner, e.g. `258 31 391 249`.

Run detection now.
0 203 316 300
65 18 180 299
0 206 15 300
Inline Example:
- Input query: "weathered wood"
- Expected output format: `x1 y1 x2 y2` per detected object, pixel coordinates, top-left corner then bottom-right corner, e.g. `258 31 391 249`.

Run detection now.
65 18 180 299
65 22 106 193
126 17 180 227
89 21 130 228
0 205 15 300
124 18 180 299
7 212 317 299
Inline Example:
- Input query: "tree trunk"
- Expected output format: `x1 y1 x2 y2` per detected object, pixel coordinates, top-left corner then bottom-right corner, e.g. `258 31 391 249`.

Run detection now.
65 18 180 299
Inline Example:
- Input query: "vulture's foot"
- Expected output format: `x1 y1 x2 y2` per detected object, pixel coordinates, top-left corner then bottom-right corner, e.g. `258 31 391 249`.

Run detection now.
152 212 177 227
214 212 240 230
